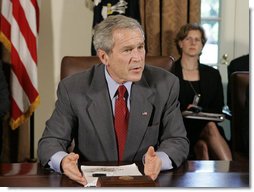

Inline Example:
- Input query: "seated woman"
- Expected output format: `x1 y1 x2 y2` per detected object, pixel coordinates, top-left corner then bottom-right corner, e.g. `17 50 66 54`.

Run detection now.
171 23 232 160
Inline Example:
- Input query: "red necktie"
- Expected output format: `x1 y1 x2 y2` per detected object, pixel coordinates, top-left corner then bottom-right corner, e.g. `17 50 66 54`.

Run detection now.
114 85 129 161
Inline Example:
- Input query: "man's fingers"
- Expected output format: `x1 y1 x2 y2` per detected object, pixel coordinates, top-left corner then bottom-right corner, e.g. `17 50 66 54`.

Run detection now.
144 162 160 181
144 146 162 181
146 146 156 157
62 153 87 186
65 166 87 186
68 152 79 161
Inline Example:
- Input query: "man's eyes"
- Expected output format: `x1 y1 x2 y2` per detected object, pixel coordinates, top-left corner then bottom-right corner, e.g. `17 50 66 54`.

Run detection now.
138 45 144 49
123 46 144 53
124 49 132 52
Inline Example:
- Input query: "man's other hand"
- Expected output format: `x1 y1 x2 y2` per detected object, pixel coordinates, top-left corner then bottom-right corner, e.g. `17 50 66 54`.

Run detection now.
61 152 87 186
144 146 162 180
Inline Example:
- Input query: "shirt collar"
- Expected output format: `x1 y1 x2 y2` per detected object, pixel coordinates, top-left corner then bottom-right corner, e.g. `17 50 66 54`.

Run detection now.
104 66 132 99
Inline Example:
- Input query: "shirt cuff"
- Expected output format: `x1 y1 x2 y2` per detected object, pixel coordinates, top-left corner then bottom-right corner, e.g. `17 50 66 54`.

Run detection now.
156 151 173 171
142 151 173 171
48 151 68 173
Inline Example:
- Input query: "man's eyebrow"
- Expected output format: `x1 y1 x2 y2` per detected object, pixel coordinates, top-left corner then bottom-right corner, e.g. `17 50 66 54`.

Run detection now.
119 45 135 51
124 42 144 48
138 42 145 47
122 45 133 49
119 42 145 51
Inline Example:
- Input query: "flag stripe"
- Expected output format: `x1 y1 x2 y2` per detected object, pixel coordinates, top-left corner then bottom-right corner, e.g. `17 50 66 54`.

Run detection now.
0 15 11 50
0 0 40 129
0 14 11 39
31 0 40 33
10 17 38 89
20 0 38 36
11 70 30 113
1 0 12 23
12 0 37 62
0 0 11 49
10 85 26 120
11 46 38 103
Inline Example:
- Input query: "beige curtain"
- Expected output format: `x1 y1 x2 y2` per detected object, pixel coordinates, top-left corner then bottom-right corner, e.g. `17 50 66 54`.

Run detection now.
139 0 201 59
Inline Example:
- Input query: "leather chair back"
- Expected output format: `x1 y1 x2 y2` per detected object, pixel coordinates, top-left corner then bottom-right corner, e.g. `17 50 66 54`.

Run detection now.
61 56 174 80
231 71 249 158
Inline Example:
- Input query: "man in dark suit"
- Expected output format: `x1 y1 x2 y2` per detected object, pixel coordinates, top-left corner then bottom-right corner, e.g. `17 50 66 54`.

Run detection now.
227 54 249 111
227 54 249 156
38 15 189 186
0 61 10 157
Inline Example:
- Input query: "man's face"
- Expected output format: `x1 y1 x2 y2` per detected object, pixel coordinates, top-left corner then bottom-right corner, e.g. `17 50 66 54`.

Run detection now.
100 28 145 84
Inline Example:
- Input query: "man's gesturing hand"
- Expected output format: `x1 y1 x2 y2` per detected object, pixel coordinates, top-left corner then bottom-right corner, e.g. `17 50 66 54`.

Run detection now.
61 152 87 186
144 146 162 181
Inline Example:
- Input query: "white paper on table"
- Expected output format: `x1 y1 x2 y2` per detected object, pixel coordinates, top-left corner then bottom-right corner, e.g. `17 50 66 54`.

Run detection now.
81 163 142 187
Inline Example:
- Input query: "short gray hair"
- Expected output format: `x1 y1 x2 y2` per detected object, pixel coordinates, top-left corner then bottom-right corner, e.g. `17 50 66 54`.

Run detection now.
93 15 144 54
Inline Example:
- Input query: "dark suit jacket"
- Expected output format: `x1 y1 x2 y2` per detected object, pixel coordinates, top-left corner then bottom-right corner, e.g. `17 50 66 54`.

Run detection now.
38 64 189 168
227 54 249 110
0 61 9 118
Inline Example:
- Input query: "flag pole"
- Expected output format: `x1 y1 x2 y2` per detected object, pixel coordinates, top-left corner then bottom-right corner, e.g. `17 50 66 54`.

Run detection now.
30 113 36 162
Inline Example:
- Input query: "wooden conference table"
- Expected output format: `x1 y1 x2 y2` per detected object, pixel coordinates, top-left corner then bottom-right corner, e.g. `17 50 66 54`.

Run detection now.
0 160 249 187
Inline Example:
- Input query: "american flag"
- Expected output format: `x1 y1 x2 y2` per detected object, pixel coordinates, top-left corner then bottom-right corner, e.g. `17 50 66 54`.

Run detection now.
0 0 40 129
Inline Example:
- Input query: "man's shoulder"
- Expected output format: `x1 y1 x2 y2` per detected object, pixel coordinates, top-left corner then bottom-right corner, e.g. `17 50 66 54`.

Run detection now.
231 54 249 64
228 54 249 71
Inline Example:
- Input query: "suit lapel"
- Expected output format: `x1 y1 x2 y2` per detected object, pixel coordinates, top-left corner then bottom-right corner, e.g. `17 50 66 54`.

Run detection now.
86 65 118 161
85 65 155 161
123 76 154 160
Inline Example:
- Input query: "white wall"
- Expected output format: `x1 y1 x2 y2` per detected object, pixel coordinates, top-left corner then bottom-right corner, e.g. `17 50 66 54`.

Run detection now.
35 0 93 156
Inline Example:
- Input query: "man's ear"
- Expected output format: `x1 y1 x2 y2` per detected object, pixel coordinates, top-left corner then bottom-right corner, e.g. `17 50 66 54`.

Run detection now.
97 49 109 66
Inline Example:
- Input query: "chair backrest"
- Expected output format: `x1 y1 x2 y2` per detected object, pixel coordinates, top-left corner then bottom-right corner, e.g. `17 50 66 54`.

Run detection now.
230 71 249 156
60 56 174 80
